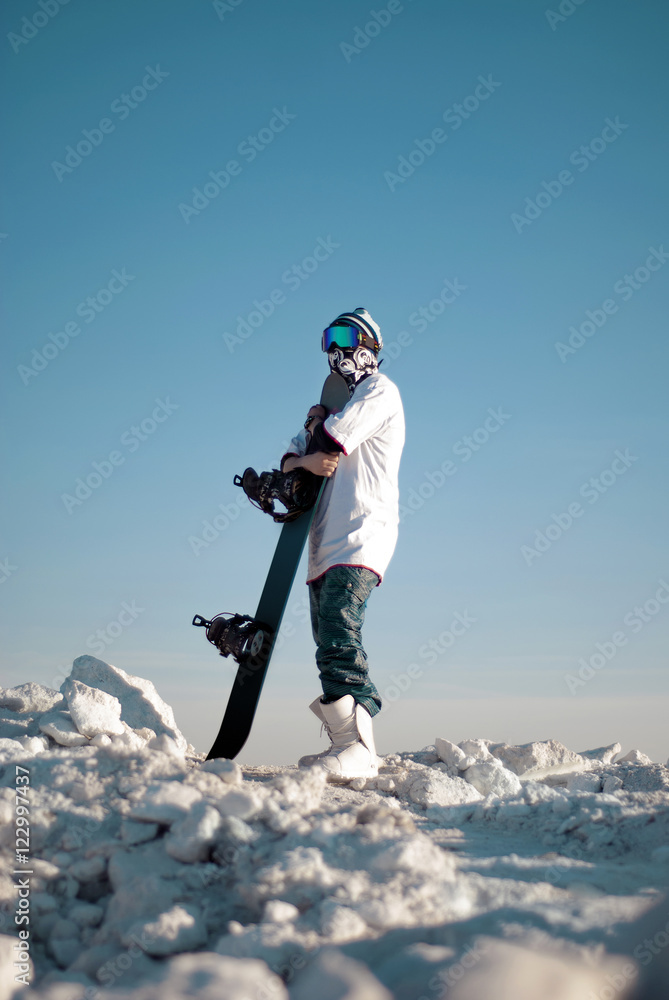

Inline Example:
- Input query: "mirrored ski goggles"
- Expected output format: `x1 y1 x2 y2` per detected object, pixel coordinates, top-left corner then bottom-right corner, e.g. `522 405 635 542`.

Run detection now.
321 324 364 352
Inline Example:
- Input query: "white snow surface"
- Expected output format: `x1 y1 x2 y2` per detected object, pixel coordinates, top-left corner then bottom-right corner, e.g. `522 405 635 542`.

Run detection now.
1 660 668 999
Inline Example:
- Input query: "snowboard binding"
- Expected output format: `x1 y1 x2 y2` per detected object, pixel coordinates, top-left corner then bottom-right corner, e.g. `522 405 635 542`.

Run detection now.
191 612 270 664
234 466 321 523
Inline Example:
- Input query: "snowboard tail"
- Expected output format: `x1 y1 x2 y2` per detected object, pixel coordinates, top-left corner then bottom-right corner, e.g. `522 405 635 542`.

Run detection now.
204 495 324 760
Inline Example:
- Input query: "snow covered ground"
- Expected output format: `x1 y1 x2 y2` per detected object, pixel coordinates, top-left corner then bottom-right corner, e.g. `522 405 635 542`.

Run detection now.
1 655 669 999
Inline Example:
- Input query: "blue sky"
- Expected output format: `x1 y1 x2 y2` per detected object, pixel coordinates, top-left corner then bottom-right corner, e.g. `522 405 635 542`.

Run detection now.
2 0 668 762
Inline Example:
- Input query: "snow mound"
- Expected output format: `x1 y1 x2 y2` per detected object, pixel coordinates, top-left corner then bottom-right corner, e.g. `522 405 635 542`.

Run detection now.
0 662 668 998
65 656 187 751
62 679 125 738
462 760 522 798
0 683 64 715
290 948 393 999
39 711 88 747
490 738 588 778
441 935 637 1000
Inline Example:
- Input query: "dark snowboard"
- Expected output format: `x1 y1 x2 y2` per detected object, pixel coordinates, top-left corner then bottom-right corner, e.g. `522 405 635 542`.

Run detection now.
203 373 349 760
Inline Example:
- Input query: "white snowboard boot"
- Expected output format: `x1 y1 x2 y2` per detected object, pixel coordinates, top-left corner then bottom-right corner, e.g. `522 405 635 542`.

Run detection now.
298 695 379 780
297 697 337 768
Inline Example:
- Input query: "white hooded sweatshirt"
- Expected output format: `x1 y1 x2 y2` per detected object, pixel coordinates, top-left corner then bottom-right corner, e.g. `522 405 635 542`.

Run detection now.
283 371 405 585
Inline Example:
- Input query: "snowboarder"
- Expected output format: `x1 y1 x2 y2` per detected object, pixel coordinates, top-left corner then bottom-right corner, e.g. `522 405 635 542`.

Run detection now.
280 308 405 779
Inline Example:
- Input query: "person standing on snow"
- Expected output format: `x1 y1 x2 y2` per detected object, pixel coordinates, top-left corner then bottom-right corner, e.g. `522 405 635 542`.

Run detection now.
280 308 405 780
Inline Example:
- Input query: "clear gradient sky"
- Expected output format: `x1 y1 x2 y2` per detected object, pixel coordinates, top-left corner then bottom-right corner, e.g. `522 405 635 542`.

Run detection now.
2 0 668 762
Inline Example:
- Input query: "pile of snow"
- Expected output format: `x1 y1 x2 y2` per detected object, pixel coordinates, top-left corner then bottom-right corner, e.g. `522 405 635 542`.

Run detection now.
1 657 669 999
